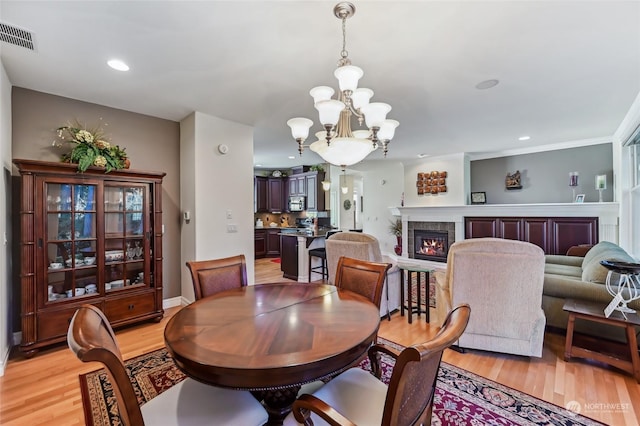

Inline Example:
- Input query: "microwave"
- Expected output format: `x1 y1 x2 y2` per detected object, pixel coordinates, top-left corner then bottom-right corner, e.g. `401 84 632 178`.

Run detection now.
288 196 305 212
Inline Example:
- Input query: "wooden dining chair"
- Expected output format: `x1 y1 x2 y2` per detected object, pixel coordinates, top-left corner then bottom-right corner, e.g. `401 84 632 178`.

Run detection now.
67 304 268 426
284 304 471 426
186 254 248 300
334 256 391 311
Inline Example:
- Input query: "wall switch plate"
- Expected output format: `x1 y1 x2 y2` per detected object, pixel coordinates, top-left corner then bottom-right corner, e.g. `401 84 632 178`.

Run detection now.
227 224 237 233
226 209 232 219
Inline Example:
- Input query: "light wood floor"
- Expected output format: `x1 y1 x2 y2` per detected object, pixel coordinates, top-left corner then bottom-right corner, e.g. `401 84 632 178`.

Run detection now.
0 257 638 425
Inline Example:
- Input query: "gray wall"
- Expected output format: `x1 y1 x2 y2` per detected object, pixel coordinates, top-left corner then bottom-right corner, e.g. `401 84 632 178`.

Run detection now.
11 88 181 331
470 143 613 204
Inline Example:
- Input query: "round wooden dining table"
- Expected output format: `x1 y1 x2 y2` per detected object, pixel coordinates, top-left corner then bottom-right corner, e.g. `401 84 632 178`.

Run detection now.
164 282 380 425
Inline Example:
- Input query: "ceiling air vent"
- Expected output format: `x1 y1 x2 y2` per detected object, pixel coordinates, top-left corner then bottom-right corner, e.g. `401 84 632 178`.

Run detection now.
0 22 35 50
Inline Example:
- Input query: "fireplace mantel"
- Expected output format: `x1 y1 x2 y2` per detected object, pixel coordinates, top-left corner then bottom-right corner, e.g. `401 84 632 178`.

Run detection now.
390 202 620 263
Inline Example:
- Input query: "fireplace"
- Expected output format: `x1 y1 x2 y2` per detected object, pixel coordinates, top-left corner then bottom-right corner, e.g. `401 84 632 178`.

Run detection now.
414 230 449 262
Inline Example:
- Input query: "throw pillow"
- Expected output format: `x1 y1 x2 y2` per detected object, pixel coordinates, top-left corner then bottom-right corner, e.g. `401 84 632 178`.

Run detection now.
581 248 635 284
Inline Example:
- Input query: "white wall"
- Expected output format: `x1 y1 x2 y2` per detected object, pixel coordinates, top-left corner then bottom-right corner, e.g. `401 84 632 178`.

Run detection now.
180 112 255 302
360 161 404 256
403 153 468 206
613 91 640 258
0 60 12 375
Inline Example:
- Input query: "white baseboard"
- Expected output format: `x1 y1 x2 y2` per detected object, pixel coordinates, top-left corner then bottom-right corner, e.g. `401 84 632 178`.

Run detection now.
163 296 184 309
13 331 21 346
0 346 9 377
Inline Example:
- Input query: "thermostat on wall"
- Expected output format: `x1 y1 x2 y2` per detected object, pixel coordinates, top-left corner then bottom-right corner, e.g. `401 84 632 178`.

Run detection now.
217 144 229 154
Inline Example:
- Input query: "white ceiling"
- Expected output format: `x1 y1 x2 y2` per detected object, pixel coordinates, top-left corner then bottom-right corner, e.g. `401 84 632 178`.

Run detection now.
1 1 639 169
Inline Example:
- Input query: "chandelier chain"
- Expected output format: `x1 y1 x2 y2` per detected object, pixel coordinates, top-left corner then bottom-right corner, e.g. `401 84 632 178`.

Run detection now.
338 16 351 66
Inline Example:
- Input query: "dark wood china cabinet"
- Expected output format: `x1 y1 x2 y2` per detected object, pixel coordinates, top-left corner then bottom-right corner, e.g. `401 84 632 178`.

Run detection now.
14 159 165 357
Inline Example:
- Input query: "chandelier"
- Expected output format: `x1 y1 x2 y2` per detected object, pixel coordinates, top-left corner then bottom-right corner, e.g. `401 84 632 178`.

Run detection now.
287 2 399 167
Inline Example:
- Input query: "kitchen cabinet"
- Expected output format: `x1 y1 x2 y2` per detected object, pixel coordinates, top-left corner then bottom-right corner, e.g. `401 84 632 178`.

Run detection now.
266 229 281 256
255 229 266 258
305 172 324 211
280 234 298 280
254 176 268 212
267 177 285 213
285 171 326 211
288 175 305 197
14 159 165 357
465 216 598 255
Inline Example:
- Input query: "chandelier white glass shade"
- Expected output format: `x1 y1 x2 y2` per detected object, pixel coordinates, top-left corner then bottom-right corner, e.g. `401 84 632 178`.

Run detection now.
286 2 398 167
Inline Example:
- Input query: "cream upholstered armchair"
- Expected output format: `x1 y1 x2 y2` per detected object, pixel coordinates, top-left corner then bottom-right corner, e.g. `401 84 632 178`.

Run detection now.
326 232 400 317
434 237 546 357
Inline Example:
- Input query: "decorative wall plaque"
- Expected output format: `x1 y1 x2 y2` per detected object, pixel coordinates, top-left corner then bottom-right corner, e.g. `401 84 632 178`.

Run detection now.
416 171 447 195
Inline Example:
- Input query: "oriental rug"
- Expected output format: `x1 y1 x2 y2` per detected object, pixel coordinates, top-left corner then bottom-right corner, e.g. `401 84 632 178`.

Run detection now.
79 338 603 426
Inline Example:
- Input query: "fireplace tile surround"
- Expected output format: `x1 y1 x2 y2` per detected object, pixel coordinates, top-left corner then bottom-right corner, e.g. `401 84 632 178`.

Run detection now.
390 202 620 270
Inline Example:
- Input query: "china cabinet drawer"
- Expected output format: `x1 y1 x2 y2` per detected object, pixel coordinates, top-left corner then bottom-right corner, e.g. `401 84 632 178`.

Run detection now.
38 304 99 341
104 293 156 323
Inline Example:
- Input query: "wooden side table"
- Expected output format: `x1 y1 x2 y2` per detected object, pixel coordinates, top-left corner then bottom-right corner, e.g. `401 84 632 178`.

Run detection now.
398 263 433 324
563 298 640 383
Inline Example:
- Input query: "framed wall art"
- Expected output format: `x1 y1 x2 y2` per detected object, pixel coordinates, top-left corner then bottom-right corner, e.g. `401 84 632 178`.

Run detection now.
471 192 486 204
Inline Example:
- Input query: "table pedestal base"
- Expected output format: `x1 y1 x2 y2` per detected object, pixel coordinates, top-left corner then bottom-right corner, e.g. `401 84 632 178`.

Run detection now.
254 385 301 425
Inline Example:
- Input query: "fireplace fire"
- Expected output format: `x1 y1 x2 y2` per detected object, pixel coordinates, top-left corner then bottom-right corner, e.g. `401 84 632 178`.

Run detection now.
414 230 449 262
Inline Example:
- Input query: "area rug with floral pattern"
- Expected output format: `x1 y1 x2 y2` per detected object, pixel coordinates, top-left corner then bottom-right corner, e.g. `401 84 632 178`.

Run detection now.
79 338 604 426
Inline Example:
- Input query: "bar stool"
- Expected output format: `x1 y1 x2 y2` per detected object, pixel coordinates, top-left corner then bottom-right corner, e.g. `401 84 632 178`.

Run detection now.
308 247 328 281
308 230 341 282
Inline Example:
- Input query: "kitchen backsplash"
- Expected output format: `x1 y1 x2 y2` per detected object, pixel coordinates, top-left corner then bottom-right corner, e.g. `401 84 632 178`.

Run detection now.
254 212 301 228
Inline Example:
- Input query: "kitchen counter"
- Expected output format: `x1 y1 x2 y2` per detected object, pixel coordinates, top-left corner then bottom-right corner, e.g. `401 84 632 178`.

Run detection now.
279 229 336 281
278 229 330 241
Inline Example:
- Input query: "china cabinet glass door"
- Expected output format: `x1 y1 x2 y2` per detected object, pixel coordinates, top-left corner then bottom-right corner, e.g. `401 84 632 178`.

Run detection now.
104 184 149 292
45 183 97 302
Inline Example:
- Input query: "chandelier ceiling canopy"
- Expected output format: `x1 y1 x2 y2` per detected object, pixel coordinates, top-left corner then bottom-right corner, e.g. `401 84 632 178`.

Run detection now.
287 2 399 168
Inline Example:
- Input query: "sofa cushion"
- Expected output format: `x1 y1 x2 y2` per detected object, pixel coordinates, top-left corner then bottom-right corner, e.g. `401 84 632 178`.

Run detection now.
545 254 584 267
581 247 635 283
543 273 622 304
544 263 583 277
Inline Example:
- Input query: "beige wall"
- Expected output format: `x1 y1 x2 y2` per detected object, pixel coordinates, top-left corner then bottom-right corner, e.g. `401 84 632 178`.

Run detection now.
10 88 181 331
180 112 255 302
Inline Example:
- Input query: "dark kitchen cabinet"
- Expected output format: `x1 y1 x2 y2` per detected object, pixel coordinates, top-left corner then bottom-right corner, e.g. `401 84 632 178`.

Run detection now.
285 171 325 211
267 177 285 213
465 216 597 255
254 229 266 258
254 176 268 213
288 175 306 197
305 172 325 211
280 235 298 280
266 229 281 257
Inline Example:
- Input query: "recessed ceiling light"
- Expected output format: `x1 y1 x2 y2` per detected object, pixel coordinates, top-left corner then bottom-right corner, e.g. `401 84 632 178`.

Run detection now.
518 136 531 141
288 156 295 160
107 59 129 71
475 79 499 90
417 153 429 158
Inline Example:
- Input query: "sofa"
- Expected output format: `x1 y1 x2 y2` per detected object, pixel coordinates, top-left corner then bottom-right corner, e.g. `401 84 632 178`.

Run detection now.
543 240 640 343
325 232 401 317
